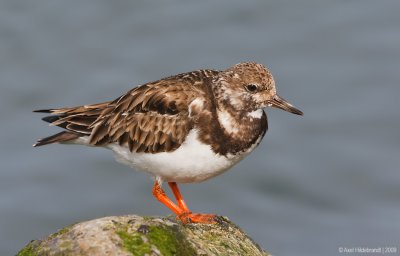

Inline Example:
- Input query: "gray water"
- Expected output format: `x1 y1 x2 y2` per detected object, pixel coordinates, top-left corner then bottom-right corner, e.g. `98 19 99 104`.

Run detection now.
1 1 400 255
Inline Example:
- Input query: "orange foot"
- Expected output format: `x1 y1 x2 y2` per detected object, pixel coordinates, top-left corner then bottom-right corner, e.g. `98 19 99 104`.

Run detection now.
177 212 217 224
152 181 219 225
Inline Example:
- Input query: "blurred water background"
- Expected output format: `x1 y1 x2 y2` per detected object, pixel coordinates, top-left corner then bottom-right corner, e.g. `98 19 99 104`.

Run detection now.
1 1 399 255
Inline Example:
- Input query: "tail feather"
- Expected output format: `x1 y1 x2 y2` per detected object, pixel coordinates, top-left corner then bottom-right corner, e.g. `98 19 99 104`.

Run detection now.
33 109 53 113
33 131 81 147
34 102 110 147
42 115 63 124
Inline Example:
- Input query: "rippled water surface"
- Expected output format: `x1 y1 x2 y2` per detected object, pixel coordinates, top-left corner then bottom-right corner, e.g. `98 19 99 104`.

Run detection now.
1 1 399 255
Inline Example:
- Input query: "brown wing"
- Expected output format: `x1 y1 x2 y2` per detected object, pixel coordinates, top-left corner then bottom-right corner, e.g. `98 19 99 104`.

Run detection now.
89 77 208 153
35 70 214 153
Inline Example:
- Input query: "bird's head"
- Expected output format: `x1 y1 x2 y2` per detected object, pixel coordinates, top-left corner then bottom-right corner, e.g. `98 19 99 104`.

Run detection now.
213 62 303 116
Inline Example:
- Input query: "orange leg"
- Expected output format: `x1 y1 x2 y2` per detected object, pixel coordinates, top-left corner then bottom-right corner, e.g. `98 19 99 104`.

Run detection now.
168 182 190 212
152 181 184 216
152 181 217 224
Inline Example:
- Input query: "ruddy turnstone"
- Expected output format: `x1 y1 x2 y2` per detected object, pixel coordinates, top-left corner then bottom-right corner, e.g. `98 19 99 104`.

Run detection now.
34 62 303 224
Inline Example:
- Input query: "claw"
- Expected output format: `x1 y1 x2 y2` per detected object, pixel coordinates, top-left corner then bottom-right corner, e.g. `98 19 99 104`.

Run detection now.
178 212 217 224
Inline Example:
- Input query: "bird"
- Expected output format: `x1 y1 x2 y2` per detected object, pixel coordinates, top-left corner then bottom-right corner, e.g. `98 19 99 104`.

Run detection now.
34 62 303 224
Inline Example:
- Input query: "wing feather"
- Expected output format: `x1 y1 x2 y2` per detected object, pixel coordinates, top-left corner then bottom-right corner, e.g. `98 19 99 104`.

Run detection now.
87 73 211 153
34 69 217 151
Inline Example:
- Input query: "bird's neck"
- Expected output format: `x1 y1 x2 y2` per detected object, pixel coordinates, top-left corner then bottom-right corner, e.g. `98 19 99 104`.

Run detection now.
196 104 268 155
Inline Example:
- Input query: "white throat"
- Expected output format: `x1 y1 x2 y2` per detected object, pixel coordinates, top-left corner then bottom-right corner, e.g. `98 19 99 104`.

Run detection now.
247 109 263 119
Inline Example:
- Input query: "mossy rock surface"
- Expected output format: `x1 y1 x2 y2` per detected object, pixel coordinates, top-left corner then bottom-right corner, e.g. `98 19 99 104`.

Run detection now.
17 215 270 256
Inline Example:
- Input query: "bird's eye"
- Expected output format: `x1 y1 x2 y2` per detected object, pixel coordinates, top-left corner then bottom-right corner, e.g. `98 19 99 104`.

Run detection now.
245 84 258 92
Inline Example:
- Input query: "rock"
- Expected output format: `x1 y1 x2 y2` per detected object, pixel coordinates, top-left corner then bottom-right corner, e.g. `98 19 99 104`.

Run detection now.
17 215 270 256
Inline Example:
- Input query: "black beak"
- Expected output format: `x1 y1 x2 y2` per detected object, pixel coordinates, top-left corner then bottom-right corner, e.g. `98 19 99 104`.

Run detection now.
270 94 303 115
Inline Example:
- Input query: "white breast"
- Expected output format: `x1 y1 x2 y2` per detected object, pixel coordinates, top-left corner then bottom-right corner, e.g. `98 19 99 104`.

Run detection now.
107 129 257 183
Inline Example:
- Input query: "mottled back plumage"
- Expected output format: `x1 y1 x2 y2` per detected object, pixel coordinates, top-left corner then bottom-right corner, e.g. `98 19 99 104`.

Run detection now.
34 70 219 153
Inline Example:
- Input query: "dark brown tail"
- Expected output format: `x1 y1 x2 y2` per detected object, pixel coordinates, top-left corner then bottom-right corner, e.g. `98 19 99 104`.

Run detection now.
33 131 81 147
33 102 109 147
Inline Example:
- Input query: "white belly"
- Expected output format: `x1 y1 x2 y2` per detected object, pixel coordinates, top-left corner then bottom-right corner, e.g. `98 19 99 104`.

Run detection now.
107 129 257 183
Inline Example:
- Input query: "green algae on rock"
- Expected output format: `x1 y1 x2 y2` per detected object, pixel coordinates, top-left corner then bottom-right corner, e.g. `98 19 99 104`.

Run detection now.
17 215 270 256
